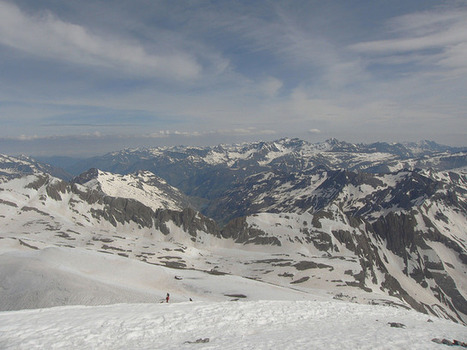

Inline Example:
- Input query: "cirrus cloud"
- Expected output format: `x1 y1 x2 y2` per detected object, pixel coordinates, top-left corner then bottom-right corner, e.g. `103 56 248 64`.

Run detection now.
0 1 201 80
350 8 467 72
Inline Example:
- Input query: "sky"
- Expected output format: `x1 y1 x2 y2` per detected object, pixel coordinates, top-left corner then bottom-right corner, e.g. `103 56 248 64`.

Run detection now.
0 0 466 157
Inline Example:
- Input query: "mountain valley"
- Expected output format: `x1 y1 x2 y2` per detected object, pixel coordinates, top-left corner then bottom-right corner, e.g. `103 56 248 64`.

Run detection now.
1 138 466 325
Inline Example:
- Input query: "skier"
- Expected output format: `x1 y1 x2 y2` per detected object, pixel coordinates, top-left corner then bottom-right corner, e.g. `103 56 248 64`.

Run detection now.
166 293 170 303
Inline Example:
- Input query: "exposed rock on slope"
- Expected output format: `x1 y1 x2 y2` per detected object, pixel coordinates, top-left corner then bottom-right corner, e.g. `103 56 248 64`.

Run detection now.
72 168 194 211
1 143 466 324
217 167 467 323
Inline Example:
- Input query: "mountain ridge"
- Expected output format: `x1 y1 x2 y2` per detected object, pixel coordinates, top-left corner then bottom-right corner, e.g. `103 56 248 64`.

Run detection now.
33 138 466 177
0 138 466 324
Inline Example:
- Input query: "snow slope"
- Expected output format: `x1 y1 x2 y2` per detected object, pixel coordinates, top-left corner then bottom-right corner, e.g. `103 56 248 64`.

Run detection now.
1 300 465 350
0 239 317 311
1 240 465 349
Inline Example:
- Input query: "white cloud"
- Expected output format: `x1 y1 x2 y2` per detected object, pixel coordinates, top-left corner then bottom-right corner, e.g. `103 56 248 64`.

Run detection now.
350 8 467 71
5 128 276 143
213 128 276 136
145 128 276 138
386 10 466 37
351 10 467 53
259 77 283 97
17 134 40 141
3 131 104 141
287 87 348 122
144 130 204 138
0 1 201 80
438 42 467 71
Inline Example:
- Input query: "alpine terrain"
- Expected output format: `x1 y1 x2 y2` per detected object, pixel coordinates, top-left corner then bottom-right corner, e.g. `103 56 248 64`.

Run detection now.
0 138 466 348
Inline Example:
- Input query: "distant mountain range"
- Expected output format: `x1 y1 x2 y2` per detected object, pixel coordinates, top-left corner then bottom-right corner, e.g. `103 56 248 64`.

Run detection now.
37 138 467 179
1 138 466 324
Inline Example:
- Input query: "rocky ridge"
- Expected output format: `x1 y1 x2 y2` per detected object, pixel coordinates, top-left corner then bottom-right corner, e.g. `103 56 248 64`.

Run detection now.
0 138 466 324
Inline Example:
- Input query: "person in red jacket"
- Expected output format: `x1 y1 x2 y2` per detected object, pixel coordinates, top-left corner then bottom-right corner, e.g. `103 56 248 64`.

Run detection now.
166 293 170 303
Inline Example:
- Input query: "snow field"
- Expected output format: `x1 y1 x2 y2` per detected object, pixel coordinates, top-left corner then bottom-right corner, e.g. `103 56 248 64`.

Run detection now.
0 242 323 312
2 241 463 349
1 300 465 350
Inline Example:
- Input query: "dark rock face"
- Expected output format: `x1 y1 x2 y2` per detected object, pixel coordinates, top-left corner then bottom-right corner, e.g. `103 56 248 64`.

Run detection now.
293 261 333 271
431 272 467 316
88 198 222 241
25 175 48 190
155 208 221 239
372 213 417 255
90 196 155 228
380 274 426 314
45 180 68 201
221 217 281 246
72 168 100 185
24 175 68 201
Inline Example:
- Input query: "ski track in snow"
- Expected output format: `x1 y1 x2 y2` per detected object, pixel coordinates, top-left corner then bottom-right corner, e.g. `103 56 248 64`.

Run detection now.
1 300 465 350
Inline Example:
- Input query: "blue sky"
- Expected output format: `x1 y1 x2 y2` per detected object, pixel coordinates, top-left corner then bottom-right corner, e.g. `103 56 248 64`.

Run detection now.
0 0 466 156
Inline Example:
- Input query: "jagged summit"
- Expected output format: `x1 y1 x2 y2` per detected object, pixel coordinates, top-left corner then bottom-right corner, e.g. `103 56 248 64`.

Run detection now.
72 167 101 184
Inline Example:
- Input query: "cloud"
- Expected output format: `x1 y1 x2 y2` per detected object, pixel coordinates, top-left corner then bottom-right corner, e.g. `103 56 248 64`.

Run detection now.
350 8 467 72
0 1 201 80
0 127 279 157
1 1 466 155
0 127 277 141
3 131 105 142
259 77 283 97
287 87 348 122
213 128 276 136
3 127 277 144
186 2 366 89
351 10 467 53
144 128 276 139
17 134 40 141
438 42 467 70
144 130 202 138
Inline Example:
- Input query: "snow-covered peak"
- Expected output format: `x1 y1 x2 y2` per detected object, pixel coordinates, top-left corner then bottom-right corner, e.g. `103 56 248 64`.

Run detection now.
73 168 191 211
0 153 70 180
0 154 45 178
